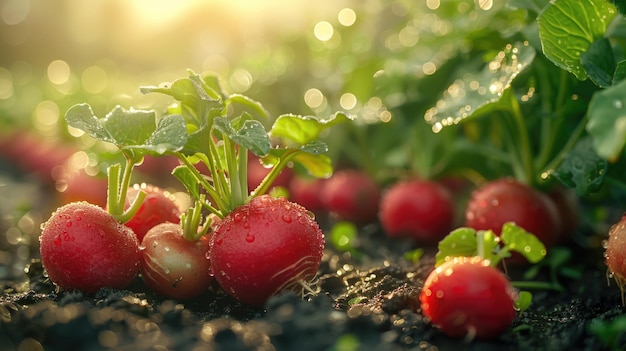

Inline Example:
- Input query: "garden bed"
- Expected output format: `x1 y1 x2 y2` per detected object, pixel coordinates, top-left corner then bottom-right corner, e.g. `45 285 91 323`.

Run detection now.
0 172 623 351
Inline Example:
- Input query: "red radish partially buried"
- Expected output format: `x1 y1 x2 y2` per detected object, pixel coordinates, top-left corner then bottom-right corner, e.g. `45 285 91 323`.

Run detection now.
209 195 324 306
39 202 141 294
124 184 181 242
379 179 455 244
320 169 380 223
465 178 560 251
140 222 212 300
419 256 517 339
604 214 626 303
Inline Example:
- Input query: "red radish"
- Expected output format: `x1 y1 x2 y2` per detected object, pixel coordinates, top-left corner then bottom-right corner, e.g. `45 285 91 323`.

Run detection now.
0 129 75 184
419 256 517 339
604 214 626 303
320 169 380 223
39 202 141 294
379 179 455 244
465 178 560 251
209 195 324 306
52 158 108 208
140 222 212 300
288 175 326 213
124 184 181 242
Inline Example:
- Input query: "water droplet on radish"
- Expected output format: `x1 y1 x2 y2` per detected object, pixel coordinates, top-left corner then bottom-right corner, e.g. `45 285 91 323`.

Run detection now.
245 234 255 243
66 221 72 227
233 212 243 223
185 263 191 269
490 199 499 206
602 240 609 249
164 269 170 274
306 211 316 220
54 236 62 246
435 290 444 298
243 221 250 229
282 214 293 223
164 247 171 252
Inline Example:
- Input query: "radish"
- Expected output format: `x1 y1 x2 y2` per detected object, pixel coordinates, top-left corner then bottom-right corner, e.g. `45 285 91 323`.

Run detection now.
605 214 626 303
59 71 349 304
39 202 141 294
288 175 326 214
209 195 324 306
465 178 560 255
420 223 548 340
379 179 455 244
140 222 212 300
419 256 518 339
124 183 181 242
320 169 380 223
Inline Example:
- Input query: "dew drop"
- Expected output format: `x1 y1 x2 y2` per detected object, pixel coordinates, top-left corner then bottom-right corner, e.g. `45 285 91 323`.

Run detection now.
243 221 250 229
245 234 255 243
282 214 293 223
164 269 170 274
54 236 62 246
602 240 609 249
164 247 171 252
435 290 444 298
233 212 243 223
185 263 191 269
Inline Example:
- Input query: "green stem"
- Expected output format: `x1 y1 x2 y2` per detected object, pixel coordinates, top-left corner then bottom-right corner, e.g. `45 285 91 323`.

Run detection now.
539 114 588 182
508 93 534 185
209 138 232 211
106 156 146 223
536 70 570 172
181 196 212 241
510 280 564 292
176 152 227 216
107 163 121 216
252 150 298 198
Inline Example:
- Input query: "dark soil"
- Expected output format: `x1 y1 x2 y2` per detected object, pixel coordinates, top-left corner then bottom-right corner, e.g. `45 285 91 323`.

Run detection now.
1 169 625 351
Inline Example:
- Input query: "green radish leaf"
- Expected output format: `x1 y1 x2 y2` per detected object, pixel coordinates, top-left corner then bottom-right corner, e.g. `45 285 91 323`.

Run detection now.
290 152 333 178
607 0 626 15
141 73 221 106
587 78 626 160
65 104 187 156
515 291 533 314
270 112 353 147
172 165 202 200
213 116 271 157
553 136 607 195
500 222 547 264
300 140 329 155
537 0 617 81
424 42 535 130
225 94 270 121
435 227 482 267
581 38 616 88
404 248 424 263
613 60 626 85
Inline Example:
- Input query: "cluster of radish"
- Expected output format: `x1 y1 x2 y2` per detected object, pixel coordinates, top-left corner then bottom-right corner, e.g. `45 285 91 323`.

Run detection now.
39 71 350 306
295 166 582 339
